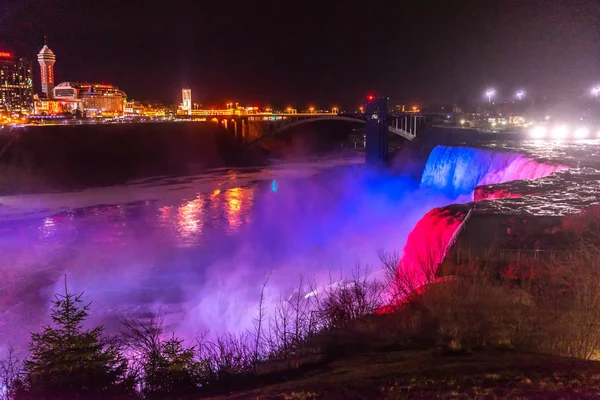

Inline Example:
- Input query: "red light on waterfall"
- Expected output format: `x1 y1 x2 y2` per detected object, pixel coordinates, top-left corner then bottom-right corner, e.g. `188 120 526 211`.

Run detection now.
397 207 467 297
367 95 374 101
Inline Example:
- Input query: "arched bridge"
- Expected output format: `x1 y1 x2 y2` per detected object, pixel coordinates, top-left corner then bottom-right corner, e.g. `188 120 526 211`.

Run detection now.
248 113 424 145
203 111 426 145
201 97 439 165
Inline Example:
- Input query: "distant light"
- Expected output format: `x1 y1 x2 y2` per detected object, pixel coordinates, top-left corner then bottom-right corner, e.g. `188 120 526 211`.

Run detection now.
574 127 589 139
530 126 546 138
551 125 568 139
545 115 550 120
460 119 466 125
592 87 600 97
271 180 277 193
502 121 507 125
491 122 497 127
367 95 374 101
516 90 525 100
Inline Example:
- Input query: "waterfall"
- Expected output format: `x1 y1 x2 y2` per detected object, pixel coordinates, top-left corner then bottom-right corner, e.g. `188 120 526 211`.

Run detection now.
396 145 567 296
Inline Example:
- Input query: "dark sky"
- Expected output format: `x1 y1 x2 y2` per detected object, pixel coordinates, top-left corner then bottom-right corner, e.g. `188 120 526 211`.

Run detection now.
1 0 598 109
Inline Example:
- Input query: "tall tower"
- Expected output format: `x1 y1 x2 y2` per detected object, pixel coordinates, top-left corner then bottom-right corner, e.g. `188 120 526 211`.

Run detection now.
37 38 56 99
182 88 191 115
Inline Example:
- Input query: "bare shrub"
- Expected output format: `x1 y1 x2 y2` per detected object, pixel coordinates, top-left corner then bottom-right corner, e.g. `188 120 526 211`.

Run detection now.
315 265 385 330
0 346 22 400
252 271 272 363
379 241 446 306
531 246 600 359
264 275 319 360
120 312 164 382
195 331 255 378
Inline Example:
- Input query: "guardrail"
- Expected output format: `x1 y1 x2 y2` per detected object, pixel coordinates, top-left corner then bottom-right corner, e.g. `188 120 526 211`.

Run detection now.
447 247 577 265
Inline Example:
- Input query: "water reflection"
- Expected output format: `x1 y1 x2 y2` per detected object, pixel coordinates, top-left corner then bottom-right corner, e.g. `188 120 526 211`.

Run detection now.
177 195 205 246
39 216 57 239
224 187 254 232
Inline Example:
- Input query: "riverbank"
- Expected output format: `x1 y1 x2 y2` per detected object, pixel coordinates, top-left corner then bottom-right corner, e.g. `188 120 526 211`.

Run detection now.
0 122 267 195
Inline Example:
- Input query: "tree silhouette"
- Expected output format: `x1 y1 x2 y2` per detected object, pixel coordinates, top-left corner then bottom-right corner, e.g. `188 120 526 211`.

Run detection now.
17 278 134 400
122 315 204 399
144 335 204 399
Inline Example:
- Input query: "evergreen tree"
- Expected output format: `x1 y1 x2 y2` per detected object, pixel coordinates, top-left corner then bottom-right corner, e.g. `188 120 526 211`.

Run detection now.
142 335 204 399
17 279 134 400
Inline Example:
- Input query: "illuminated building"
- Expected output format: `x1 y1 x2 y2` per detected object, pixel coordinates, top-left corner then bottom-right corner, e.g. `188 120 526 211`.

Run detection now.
0 51 34 113
37 42 56 99
33 94 62 115
181 88 192 115
52 82 126 116
124 100 167 117
124 100 144 115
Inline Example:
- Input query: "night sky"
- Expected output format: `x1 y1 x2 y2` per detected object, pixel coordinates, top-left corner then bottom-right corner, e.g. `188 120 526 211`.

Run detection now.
1 0 598 108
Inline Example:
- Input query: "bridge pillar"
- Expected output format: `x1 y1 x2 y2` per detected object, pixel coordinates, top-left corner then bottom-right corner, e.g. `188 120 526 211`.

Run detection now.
233 118 242 141
227 118 236 136
241 118 248 142
364 97 389 166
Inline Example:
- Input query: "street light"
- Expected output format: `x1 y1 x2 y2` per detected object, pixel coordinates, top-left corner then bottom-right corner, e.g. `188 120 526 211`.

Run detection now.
516 90 525 100
309 106 315 113
592 87 600 98
486 89 495 107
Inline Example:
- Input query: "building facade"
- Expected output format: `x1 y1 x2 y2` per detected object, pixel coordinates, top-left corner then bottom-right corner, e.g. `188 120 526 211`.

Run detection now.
181 88 192 115
52 82 126 116
0 51 34 113
37 44 56 99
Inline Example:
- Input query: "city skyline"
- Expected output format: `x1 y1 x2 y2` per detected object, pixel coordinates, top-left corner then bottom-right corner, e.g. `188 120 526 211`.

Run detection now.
1 0 599 108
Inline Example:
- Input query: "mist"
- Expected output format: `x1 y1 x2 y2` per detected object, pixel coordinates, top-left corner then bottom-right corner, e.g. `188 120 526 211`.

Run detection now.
0 143 567 354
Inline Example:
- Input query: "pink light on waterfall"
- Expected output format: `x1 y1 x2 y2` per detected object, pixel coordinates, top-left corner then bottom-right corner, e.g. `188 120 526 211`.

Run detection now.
476 157 567 188
474 188 523 201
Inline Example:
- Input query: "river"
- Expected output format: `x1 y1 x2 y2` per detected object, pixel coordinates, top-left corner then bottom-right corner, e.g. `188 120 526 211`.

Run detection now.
0 155 458 350
1 139 580 353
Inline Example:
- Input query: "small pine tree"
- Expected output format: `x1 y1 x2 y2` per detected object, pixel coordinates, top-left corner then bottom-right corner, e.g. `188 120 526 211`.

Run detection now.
17 278 134 400
143 335 203 399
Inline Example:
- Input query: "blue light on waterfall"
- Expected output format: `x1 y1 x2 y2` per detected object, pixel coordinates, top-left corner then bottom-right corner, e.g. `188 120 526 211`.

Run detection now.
419 145 565 199
271 180 277 192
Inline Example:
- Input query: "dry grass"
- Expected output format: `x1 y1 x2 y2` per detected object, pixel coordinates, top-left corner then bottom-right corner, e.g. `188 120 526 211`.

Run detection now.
205 349 600 399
